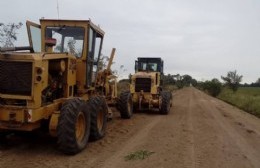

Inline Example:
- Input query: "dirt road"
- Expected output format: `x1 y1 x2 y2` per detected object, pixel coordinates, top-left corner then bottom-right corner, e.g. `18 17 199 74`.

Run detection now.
1 87 260 168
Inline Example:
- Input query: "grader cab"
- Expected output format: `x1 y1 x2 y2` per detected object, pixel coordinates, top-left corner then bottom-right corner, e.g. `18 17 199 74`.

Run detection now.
118 57 172 117
0 19 119 154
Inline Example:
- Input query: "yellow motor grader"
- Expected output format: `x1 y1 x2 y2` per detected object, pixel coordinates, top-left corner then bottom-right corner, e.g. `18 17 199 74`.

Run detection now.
118 57 172 117
0 19 121 154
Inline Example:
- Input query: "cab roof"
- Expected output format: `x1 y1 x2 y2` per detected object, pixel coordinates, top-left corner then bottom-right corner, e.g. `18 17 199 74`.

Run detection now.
137 57 163 62
39 19 105 36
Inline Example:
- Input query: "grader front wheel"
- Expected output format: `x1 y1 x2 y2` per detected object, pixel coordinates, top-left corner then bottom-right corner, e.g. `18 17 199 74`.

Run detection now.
57 98 90 155
119 91 133 119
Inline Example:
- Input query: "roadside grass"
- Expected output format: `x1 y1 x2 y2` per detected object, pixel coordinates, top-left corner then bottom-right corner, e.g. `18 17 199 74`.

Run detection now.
124 150 155 161
218 87 260 118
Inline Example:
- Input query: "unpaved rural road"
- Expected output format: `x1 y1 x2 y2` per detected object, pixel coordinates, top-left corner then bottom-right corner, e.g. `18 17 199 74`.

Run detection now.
1 87 260 168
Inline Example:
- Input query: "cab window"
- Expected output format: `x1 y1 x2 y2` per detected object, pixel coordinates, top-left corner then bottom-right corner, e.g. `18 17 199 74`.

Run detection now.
86 27 103 87
139 62 158 71
45 26 84 58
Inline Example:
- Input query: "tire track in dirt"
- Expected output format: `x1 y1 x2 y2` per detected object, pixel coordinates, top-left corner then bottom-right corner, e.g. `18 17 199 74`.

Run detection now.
94 89 198 168
178 88 260 168
188 88 222 168
196 89 260 168
187 90 196 168
100 116 163 168
190 89 247 168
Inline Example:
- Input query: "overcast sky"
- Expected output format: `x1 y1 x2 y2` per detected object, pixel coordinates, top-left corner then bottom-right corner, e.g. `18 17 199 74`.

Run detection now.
1 0 260 83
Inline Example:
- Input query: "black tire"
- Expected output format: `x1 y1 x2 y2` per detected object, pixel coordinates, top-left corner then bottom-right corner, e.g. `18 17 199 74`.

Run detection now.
57 98 90 155
88 96 108 141
118 91 133 119
160 91 171 115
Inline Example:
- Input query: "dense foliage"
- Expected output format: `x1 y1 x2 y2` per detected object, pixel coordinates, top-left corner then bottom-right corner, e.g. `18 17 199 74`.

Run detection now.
163 74 197 88
198 78 222 97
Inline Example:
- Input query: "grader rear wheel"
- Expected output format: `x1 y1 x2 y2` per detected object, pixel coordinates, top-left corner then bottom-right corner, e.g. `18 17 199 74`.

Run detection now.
57 98 90 155
160 91 171 115
118 91 133 119
89 96 108 141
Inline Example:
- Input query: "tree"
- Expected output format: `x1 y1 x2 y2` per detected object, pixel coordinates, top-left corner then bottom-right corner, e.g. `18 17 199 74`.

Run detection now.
191 78 198 87
248 78 260 87
0 22 23 47
202 78 222 97
173 74 181 81
97 53 109 71
113 65 126 78
163 74 176 85
182 74 193 86
221 70 243 92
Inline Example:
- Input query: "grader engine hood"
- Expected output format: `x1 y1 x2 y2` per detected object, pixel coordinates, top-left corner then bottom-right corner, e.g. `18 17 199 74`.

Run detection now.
131 72 159 93
0 53 42 98
0 51 76 109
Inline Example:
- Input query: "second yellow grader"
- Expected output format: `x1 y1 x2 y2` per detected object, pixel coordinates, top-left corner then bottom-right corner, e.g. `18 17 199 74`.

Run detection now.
118 57 172 117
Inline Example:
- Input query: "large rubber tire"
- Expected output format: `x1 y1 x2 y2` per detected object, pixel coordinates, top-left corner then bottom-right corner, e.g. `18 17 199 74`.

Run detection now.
118 91 133 119
88 96 108 141
160 91 171 115
57 98 90 155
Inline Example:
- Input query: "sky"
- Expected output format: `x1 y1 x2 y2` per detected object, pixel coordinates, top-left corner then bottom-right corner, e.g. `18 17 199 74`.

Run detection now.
0 0 260 83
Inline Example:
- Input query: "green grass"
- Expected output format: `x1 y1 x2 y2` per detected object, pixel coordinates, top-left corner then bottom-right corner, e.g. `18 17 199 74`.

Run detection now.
218 87 260 117
124 150 155 161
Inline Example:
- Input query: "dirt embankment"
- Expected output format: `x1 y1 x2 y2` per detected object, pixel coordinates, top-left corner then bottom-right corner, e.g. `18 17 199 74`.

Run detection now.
0 87 260 168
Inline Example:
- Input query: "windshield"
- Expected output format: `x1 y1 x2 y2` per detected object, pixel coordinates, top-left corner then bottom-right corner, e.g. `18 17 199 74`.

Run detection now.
139 62 158 71
45 26 84 58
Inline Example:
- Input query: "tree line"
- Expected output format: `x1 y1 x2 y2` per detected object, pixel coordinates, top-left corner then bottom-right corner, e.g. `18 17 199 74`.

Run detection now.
241 78 260 87
163 70 260 97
